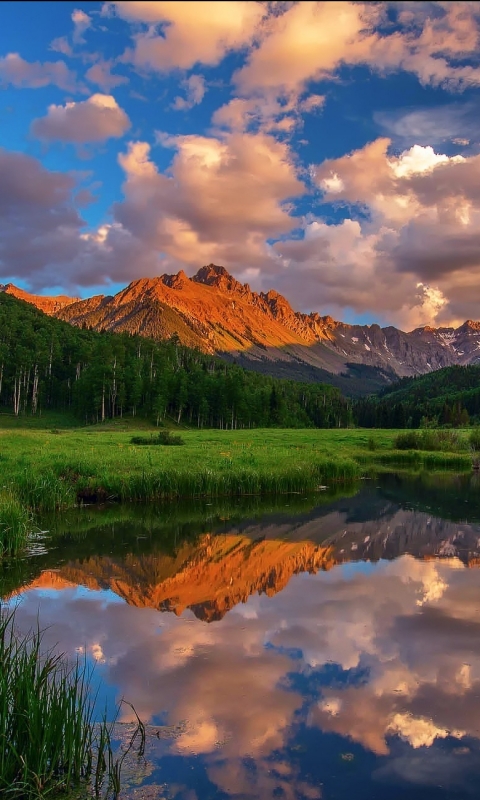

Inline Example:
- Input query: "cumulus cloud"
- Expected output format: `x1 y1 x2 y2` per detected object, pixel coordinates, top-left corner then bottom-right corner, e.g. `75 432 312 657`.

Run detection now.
234 1 480 97
31 93 131 143
0 53 78 91
235 1 376 96
0 147 157 291
0 148 84 287
171 74 206 111
113 132 303 270
270 137 480 328
110 0 265 71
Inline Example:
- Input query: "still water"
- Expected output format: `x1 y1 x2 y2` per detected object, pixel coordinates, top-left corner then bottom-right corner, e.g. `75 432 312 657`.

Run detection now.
3 472 480 799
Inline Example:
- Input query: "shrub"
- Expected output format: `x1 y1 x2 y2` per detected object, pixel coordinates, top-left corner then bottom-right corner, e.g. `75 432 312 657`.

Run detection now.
130 430 185 446
394 429 463 452
394 431 419 450
469 427 480 451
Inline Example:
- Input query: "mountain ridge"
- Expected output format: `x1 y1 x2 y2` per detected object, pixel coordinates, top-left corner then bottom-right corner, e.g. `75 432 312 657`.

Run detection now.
3 265 480 393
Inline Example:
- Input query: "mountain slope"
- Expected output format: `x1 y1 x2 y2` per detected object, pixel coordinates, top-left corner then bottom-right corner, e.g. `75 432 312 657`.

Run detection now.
355 364 480 427
4 265 480 394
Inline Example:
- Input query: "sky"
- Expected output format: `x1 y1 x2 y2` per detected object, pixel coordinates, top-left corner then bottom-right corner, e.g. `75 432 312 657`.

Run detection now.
1 1 480 329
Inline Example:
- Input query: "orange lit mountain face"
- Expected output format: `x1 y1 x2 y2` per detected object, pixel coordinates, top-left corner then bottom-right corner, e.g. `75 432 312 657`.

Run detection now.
12 507 480 622
5 265 480 390
0 283 79 315
22 535 336 623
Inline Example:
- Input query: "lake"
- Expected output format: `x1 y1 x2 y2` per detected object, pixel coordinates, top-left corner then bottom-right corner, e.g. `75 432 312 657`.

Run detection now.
3 471 480 799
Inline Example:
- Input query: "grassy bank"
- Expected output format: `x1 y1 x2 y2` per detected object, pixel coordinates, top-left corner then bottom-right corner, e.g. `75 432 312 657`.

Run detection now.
0 416 473 543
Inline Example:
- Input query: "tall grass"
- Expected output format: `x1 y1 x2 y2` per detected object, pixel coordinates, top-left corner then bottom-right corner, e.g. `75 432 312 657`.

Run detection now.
394 429 466 452
0 606 141 799
0 490 30 557
83 456 361 502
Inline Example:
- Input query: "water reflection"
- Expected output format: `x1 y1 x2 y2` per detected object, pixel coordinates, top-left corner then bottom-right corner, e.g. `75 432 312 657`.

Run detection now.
4 475 480 798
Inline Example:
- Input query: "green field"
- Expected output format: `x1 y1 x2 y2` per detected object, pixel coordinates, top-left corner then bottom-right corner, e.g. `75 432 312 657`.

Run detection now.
0 414 473 518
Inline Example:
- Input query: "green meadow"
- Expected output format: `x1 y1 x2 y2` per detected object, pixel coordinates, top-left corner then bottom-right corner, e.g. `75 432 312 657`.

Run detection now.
0 413 473 521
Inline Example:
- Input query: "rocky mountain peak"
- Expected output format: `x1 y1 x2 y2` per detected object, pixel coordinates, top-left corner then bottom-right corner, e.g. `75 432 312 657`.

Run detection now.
462 320 480 332
261 289 294 319
192 264 243 292
161 269 189 289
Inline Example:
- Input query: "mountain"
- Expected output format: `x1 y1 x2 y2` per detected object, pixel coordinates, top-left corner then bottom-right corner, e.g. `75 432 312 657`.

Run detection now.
0 283 79 315
4 265 480 393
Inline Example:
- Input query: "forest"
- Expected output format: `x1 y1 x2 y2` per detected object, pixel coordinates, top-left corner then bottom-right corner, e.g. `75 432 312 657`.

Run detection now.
0 293 353 429
354 365 480 428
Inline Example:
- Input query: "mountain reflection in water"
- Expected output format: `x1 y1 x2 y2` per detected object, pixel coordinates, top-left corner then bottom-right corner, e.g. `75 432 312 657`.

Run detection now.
4 472 480 799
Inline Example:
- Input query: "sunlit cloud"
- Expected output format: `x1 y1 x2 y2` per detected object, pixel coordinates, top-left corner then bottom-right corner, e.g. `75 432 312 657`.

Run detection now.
31 93 131 143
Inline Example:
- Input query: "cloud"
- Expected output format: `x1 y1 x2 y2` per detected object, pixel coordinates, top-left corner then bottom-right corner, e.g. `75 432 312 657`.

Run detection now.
50 37 73 57
265 136 480 328
235 1 376 96
110 0 265 71
234 2 480 98
374 103 479 147
31 94 131 143
85 59 128 91
212 90 324 136
72 8 92 44
171 74 206 111
0 147 158 292
0 53 78 91
114 132 303 270
0 148 84 287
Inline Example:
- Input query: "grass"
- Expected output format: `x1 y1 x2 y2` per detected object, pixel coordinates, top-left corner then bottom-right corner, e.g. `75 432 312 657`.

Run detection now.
0 490 31 558
0 605 142 799
0 414 474 530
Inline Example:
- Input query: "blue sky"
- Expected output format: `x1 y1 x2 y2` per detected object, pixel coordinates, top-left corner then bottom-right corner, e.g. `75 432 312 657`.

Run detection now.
1 1 480 328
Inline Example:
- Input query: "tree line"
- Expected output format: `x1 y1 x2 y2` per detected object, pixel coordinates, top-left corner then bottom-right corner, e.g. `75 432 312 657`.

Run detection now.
0 294 353 429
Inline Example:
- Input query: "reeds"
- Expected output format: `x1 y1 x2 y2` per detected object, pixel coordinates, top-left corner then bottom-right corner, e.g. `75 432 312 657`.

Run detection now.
0 606 141 799
0 490 30 557
94 457 361 502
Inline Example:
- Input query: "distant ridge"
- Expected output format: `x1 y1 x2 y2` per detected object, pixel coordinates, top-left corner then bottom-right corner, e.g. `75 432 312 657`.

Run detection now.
0 283 79 315
5 265 480 393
